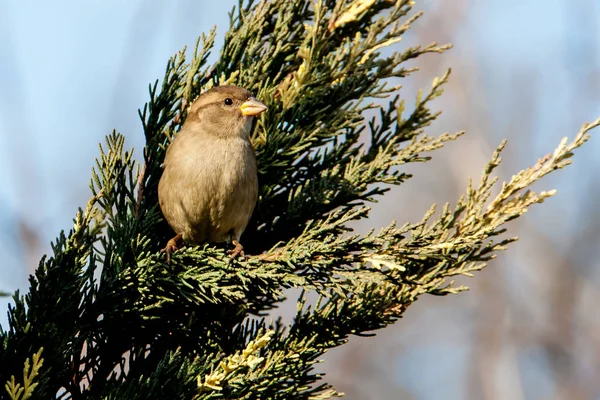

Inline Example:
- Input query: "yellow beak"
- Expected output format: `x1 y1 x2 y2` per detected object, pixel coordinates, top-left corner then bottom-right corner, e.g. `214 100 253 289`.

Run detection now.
239 98 267 117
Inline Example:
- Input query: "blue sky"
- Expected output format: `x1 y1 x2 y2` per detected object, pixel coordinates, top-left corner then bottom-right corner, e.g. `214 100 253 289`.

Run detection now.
0 0 233 300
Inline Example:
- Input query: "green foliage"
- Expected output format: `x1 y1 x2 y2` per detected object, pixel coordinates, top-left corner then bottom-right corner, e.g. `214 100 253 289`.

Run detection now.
4 348 44 400
0 0 597 398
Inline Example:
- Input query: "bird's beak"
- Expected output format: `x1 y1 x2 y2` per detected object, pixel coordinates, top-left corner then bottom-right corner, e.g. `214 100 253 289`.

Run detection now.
239 98 267 117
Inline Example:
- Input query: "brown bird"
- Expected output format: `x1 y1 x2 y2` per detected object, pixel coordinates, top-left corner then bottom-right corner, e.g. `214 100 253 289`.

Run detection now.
158 85 267 262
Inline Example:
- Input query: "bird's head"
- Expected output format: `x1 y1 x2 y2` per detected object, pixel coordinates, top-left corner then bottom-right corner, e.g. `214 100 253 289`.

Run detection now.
184 85 267 139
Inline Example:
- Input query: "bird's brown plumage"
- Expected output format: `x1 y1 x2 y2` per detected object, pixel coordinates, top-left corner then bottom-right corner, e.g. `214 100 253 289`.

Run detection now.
158 85 266 260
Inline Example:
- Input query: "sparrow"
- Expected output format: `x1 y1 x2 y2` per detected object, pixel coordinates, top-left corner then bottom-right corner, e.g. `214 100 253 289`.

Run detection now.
158 85 267 262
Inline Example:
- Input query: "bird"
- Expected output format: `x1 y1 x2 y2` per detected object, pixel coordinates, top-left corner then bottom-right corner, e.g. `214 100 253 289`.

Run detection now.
158 85 267 262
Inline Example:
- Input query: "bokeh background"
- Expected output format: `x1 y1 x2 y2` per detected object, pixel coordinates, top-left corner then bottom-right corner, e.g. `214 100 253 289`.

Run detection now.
1 1 599 399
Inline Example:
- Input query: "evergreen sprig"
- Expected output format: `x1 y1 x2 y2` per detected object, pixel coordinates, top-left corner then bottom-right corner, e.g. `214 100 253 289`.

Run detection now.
0 1 597 399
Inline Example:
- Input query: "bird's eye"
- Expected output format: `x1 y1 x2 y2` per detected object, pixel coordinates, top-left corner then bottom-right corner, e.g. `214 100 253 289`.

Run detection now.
223 98 233 106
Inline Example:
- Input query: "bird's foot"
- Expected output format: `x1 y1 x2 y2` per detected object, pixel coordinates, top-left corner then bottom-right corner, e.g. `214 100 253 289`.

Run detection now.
258 250 283 262
161 233 183 264
228 240 245 260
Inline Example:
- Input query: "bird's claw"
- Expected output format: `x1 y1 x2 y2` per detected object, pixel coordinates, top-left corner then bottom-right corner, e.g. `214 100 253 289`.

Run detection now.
258 250 282 262
162 233 183 264
228 240 245 260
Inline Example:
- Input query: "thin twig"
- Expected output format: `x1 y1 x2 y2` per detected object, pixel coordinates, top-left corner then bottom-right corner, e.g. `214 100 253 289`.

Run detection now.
135 162 147 218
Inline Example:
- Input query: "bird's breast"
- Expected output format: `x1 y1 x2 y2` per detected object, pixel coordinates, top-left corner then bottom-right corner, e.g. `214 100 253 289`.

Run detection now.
161 134 258 243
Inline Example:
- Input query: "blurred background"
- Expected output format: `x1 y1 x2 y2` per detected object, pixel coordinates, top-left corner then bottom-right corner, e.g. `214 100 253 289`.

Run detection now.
1 1 599 399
